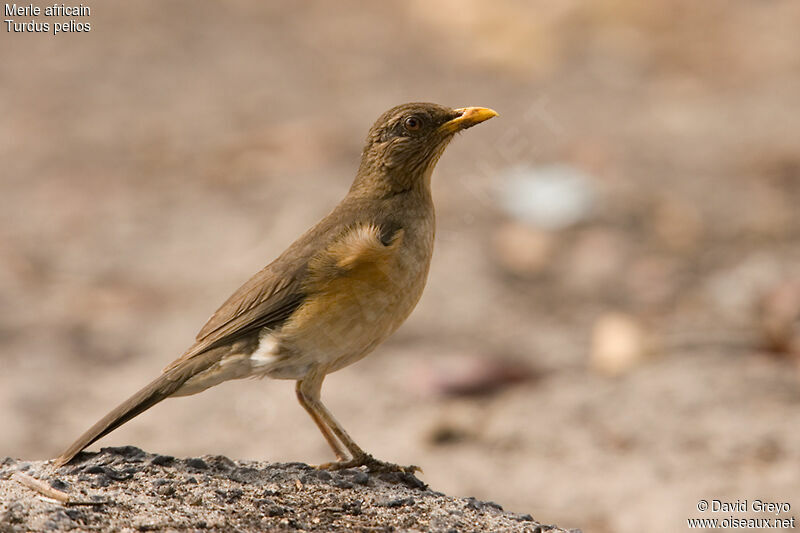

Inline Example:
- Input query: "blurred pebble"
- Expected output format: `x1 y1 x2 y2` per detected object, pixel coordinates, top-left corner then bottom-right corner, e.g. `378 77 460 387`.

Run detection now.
740 181 793 239
426 403 482 447
705 254 783 321
758 279 800 356
562 228 628 293
626 256 681 310
652 196 703 252
590 312 650 376
414 352 537 397
427 424 472 446
497 164 597 230
491 222 555 277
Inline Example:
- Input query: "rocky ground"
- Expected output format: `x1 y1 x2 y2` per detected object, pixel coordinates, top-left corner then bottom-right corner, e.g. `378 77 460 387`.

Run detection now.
0 448 571 533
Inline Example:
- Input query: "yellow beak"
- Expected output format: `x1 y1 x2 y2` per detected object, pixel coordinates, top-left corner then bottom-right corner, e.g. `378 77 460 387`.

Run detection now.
439 107 499 133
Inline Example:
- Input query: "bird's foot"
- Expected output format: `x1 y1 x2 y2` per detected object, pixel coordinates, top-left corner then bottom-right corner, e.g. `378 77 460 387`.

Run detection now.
317 453 421 474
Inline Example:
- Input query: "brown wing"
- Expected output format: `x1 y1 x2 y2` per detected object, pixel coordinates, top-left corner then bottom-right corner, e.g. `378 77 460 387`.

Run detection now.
200 266 304 347
164 263 306 372
163 210 346 372
163 198 399 372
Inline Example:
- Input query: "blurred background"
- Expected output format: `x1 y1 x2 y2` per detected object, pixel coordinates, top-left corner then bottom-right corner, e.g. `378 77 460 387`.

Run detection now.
2 1 799 531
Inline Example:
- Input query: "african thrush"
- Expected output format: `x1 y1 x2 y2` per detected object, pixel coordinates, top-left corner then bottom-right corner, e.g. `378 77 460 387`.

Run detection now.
54 102 498 472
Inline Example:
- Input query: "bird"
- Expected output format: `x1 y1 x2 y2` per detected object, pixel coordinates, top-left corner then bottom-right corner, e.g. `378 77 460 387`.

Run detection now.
53 102 498 472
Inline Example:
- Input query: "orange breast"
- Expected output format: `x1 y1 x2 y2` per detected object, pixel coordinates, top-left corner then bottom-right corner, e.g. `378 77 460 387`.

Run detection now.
276 222 432 373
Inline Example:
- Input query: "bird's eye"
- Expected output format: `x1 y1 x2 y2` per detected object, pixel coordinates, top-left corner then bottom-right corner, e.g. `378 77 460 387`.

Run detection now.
404 116 422 132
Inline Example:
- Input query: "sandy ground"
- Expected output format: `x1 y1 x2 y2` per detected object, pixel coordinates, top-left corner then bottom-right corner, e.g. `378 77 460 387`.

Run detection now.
2 2 800 532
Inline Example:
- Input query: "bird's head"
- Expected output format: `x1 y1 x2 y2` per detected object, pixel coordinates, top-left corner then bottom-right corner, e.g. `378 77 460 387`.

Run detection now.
352 102 498 195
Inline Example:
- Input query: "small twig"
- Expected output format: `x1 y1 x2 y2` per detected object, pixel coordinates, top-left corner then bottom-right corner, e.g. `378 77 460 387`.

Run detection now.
12 472 70 503
11 472 109 506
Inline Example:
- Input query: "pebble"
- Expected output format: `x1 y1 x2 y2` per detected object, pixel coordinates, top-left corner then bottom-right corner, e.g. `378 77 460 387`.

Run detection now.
225 488 243 502
464 497 503 512
417 352 536 398
561 228 628 294
590 312 650 376
103 446 146 462
266 505 286 517
758 279 800 355
149 455 175 467
229 466 259 483
156 484 175 497
342 499 362 515
378 497 415 508
49 478 69 491
333 478 354 489
207 455 236 471
340 469 369 485
491 222 555 277
2 502 24 524
313 469 332 481
185 458 208 470
497 164 597 230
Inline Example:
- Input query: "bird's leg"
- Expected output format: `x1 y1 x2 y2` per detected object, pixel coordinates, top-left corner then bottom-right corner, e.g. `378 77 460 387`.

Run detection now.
296 380 348 461
296 371 419 474
314 402 421 474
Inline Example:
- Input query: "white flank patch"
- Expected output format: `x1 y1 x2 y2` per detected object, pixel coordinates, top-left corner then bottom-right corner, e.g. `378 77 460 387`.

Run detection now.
250 333 279 368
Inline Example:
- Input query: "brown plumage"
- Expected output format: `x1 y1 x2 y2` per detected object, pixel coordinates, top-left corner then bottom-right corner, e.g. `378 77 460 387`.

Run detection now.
54 103 497 471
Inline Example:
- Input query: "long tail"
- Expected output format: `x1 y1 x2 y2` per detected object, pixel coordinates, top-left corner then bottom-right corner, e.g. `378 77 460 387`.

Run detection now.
53 357 213 468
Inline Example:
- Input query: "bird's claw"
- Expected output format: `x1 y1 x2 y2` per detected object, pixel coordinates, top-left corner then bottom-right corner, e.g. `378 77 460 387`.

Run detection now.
316 453 421 474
